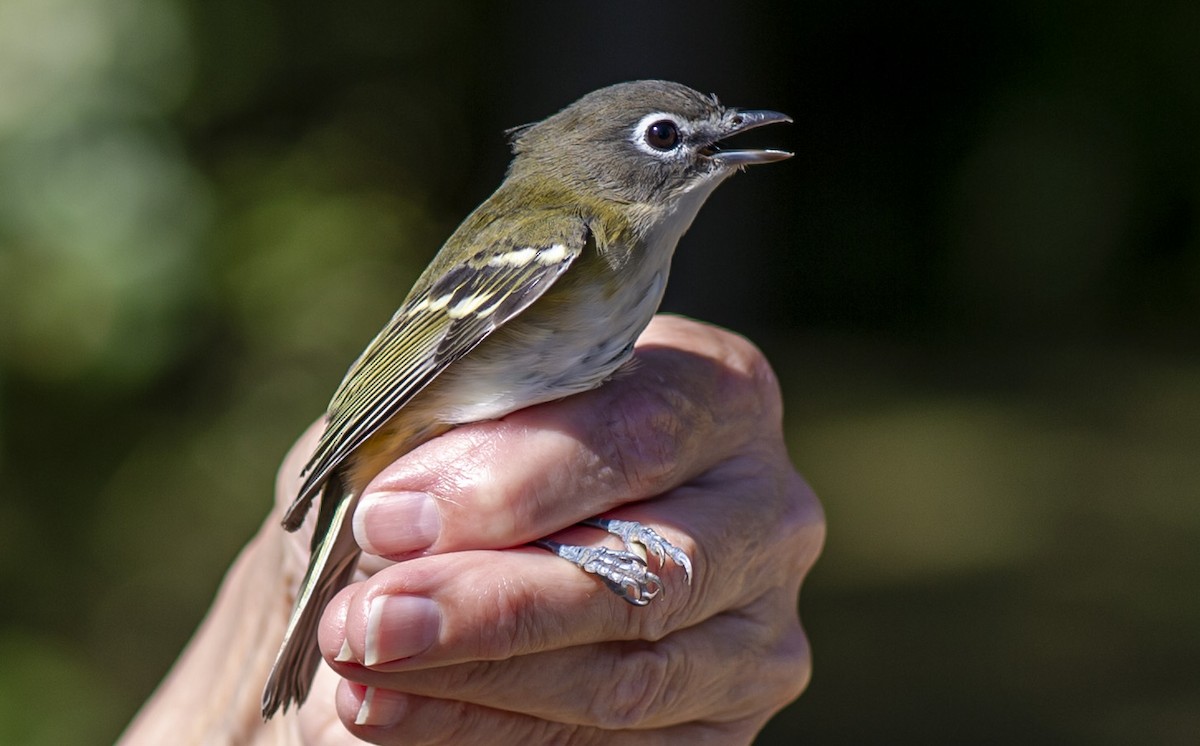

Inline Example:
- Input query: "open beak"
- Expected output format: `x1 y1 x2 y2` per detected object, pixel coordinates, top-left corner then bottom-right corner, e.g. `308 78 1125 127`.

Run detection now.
705 109 793 166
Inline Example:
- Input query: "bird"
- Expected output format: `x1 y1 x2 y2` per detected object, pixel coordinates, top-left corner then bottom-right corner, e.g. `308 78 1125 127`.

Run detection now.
261 79 792 718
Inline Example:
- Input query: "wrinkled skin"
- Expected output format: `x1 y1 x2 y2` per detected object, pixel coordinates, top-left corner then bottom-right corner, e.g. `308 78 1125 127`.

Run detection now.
120 316 824 746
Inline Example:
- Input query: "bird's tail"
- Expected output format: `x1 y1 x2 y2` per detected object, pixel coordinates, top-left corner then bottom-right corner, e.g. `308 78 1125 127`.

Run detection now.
261 479 361 719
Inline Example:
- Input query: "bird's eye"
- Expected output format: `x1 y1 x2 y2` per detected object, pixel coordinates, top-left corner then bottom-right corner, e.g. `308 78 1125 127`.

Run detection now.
645 120 681 150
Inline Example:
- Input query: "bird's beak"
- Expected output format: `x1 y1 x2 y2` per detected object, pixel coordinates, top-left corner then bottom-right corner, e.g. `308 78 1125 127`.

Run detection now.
705 109 793 166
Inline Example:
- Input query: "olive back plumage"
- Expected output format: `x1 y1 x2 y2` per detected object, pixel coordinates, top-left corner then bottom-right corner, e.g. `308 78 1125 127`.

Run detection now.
283 207 591 530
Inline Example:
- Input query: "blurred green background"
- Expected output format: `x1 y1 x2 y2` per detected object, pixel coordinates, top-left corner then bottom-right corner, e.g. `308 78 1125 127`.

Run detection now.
1 1 1198 744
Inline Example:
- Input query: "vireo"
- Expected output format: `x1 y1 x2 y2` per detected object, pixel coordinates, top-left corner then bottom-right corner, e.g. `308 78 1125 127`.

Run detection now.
262 79 791 718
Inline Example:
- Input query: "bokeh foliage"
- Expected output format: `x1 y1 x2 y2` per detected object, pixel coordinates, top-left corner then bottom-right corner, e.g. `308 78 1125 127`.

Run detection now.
1 1 1197 744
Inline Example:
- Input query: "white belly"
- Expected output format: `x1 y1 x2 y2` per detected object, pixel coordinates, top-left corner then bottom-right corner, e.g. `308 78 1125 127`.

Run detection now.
438 259 668 424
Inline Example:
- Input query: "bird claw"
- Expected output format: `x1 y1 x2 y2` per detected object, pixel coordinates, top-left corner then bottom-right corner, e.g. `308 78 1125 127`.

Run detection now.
535 540 664 605
535 518 691 604
583 517 693 585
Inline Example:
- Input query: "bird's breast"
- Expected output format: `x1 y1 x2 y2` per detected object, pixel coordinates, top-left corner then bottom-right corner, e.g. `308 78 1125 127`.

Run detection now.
433 243 671 424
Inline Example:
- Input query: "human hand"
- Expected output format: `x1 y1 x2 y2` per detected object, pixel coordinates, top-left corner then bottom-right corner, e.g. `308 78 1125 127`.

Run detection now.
287 314 824 745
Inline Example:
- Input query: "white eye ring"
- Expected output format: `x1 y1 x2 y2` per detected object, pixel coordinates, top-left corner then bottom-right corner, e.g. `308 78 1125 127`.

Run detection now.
631 112 687 159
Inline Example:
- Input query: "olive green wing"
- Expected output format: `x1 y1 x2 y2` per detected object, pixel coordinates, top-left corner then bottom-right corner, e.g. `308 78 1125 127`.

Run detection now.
282 219 591 530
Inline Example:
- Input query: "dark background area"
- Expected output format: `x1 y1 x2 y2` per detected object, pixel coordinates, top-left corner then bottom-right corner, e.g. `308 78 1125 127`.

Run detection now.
1 1 1198 744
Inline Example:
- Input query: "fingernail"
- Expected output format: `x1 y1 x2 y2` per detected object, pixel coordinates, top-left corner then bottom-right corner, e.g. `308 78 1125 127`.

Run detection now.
355 686 408 727
354 491 441 556
364 595 440 667
335 638 354 662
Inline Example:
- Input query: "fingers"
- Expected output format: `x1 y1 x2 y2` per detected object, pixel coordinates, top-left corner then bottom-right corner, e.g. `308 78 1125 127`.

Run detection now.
318 469 822 726
322 547 673 674
334 683 758 746
352 316 787 560
327 593 811 730
332 467 821 669
319 541 812 744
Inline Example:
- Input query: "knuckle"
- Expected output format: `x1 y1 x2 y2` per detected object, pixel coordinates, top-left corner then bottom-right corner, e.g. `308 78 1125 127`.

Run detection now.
584 642 675 729
730 596 814 717
598 383 697 495
739 460 825 581
632 596 685 645
466 573 542 660
440 658 505 697
766 621 814 711
588 327 789 499
715 331 785 431
720 461 824 591
778 471 826 573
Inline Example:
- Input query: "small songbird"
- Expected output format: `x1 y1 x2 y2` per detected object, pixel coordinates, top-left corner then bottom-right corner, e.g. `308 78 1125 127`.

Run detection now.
261 80 792 718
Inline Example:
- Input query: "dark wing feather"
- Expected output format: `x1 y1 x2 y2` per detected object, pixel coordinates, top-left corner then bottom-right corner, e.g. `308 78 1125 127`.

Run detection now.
282 221 589 529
